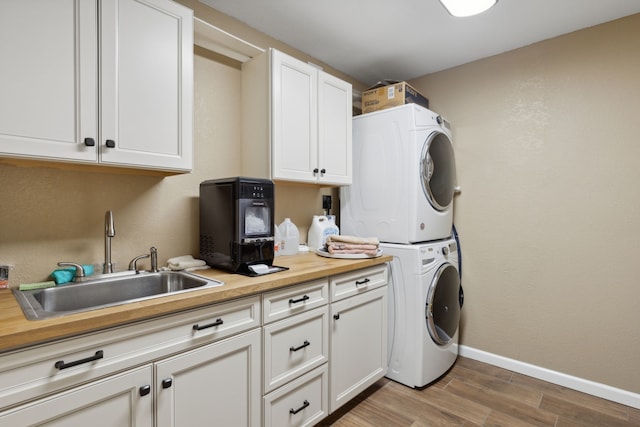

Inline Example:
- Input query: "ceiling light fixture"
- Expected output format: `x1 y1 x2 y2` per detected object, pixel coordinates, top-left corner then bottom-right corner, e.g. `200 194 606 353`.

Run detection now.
439 0 498 17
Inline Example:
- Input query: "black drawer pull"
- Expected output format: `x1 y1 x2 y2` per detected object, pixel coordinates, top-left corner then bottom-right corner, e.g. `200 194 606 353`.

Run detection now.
355 278 370 286
289 295 309 304
105 139 116 148
290 340 310 352
162 378 173 389
290 400 310 415
54 350 104 370
84 137 95 147
139 385 151 397
333 313 340 320
193 318 223 331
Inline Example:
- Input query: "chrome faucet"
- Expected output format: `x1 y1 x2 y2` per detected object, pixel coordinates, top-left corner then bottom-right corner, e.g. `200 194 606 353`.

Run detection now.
103 210 116 274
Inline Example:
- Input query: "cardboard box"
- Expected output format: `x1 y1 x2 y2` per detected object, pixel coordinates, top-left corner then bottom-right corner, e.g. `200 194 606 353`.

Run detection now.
362 81 429 114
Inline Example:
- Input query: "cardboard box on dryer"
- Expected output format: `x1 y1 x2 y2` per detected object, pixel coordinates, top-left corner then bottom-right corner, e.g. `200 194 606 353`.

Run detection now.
361 80 429 114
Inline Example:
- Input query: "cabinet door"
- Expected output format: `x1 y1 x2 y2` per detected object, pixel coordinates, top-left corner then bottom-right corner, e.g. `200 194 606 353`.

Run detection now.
0 0 98 162
317 72 352 185
156 329 261 427
329 286 387 413
271 49 318 182
0 365 153 426
100 0 193 171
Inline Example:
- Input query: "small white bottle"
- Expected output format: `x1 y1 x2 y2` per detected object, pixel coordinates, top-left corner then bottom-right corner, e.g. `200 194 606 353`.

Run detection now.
279 218 299 255
273 222 282 256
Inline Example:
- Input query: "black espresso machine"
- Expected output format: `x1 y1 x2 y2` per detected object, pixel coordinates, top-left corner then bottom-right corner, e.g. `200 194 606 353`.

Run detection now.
199 177 285 276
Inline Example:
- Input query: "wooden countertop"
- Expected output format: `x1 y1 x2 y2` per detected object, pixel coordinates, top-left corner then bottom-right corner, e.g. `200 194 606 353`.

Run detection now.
0 253 391 353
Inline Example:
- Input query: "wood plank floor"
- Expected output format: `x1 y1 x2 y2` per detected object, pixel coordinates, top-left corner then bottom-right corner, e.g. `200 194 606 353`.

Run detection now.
319 356 640 426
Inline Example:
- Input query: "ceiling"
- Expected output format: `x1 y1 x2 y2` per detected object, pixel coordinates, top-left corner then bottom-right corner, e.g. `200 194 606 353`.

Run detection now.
199 0 640 87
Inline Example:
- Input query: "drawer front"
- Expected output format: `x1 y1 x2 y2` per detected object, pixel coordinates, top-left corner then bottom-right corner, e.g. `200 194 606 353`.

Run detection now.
264 364 328 427
263 306 328 393
330 264 388 302
263 279 328 324
0 295 260 410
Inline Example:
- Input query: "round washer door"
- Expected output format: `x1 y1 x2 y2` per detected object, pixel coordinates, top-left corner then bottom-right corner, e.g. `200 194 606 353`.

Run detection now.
426 263 461 346
420 131 456 211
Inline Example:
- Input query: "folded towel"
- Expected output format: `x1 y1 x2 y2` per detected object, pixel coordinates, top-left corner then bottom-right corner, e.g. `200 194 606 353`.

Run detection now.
167 255 207 271
325 235 380 246
327 246 379 256
167 255 196 265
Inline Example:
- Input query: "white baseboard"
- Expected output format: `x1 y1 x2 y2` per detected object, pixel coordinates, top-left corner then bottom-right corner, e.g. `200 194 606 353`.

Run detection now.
458 345 640 410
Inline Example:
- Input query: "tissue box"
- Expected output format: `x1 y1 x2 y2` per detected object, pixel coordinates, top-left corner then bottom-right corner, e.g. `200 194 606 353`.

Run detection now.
362 81 429 114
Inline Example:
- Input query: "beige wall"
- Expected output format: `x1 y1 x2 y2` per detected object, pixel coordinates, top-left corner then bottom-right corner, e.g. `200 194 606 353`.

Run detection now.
411 14 640 393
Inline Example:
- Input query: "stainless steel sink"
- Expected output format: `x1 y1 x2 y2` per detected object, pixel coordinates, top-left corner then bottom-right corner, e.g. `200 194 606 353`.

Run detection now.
13 271 224 320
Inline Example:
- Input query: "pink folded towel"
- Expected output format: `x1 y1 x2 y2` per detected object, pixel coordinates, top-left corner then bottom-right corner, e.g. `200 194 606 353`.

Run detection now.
325 235 380 255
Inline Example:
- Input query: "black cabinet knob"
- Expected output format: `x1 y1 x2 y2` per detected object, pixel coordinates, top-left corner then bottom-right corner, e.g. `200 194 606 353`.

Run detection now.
139 385 151 397
105 139 116 148
162 378 173 389
84 138 95 147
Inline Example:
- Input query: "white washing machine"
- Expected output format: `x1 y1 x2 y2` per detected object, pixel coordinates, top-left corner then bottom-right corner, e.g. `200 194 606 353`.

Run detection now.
383 238 462 388
341 104 457 244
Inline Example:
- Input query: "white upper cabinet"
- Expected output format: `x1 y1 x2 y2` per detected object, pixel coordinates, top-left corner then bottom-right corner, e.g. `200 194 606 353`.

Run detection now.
0 0 193 172
242 48 352 185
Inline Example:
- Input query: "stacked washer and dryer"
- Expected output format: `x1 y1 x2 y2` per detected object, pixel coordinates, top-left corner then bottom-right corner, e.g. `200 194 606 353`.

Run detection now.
341 103 462 388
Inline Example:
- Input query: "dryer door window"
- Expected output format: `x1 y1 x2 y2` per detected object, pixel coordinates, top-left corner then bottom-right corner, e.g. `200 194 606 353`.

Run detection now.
426 263 461 346
420 131 456 211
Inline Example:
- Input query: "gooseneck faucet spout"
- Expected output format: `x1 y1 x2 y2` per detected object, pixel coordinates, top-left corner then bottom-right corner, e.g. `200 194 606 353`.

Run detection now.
104 210 116 274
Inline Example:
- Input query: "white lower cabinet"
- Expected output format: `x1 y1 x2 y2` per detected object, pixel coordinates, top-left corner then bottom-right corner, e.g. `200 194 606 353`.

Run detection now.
0 365 154 426
329 266 388 414
155 329 261 427
0 264 389 425
263 364 328 427
262 280 330 426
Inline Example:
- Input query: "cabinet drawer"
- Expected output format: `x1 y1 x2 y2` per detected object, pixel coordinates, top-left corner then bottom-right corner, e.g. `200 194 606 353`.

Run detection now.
0 295 260 410
263 279 328 324
330 264 388 302
263 306 328 393
264 364 328 427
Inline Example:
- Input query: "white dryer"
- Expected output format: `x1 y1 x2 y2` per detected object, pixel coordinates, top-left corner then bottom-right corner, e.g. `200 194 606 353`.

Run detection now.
383 238 461 388
341 104 456 244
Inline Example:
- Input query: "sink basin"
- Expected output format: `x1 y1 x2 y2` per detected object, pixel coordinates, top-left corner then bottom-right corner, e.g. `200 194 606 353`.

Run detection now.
13 271 224 320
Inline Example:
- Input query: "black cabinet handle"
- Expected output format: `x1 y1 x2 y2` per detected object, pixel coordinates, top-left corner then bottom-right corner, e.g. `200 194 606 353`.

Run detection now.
320 168 326 174
290 340 310 352
162 378 173 389
355 278 370 286
313 168 319 174
105 139 116 148
290 400 310 415
333 313 340 320
139 385 151 397
193 318 223 331
84 137 95 147
289 295 309 304
54 350 104 370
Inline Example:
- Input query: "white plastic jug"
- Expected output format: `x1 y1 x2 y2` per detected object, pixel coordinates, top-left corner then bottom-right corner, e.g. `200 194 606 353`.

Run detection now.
308 215 326 252
278 218 299 255
325 215 340 243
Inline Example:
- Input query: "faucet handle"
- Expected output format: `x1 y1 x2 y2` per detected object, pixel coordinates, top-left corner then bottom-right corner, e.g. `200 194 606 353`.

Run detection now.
128 254 150 272
57 262 86 279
